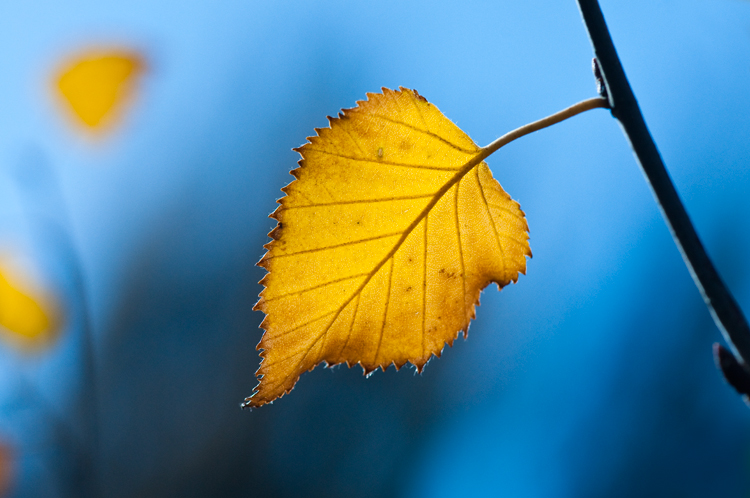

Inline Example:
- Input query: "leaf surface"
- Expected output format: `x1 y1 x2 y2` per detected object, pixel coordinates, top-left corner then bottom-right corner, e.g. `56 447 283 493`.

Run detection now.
247 87 531 407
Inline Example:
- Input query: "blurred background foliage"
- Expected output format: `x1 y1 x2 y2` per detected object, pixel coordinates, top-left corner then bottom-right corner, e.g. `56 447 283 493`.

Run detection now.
0 0 749 496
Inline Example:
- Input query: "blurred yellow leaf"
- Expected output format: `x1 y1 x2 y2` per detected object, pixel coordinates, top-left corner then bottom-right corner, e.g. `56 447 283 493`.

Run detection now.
0 262 59 350
246 87 531 407
56 50 142 130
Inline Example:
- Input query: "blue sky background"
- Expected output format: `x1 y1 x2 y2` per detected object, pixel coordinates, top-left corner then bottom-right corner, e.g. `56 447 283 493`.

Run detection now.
0 0 749 496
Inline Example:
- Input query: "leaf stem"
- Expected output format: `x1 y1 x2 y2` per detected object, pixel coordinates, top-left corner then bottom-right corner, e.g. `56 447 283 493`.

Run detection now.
480 97 609 157
576 0 750 398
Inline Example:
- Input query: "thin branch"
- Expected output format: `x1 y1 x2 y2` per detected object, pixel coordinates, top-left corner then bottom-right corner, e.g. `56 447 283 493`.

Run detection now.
576 0 750 392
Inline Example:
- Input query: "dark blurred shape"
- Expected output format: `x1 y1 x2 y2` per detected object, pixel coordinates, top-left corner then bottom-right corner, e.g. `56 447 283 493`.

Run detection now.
714 343 750 401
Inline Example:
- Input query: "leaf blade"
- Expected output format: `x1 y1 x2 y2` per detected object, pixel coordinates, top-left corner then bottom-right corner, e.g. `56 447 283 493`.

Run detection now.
248 87 531 407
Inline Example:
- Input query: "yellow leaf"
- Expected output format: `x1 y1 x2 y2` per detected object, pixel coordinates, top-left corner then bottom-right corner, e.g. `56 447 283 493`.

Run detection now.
246 87 531 407
0 261 60 350
56 50 143 130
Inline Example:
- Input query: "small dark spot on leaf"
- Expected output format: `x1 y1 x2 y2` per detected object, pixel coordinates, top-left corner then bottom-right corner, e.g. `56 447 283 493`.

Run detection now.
377 147 384 158
438 268 456 279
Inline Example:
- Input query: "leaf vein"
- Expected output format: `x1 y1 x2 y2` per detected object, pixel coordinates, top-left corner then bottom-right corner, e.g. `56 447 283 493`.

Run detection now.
265 310 337 341
475 167 507 278
408 90 430 132
264 306 350 393
369 113 477 154
285 194 435 210
340 118 365 155
260 346 307 370
486 202 522 217
304 148 461 171
454 181 468 322
373 258 395 365
502 235 530 250
268 233 402 260
337 293 361 360
305 152 493 357
264 272 369 302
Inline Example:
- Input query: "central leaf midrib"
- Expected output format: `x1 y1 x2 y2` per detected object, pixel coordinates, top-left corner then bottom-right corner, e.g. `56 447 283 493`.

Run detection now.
310 149 495 365
263 149 495 398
